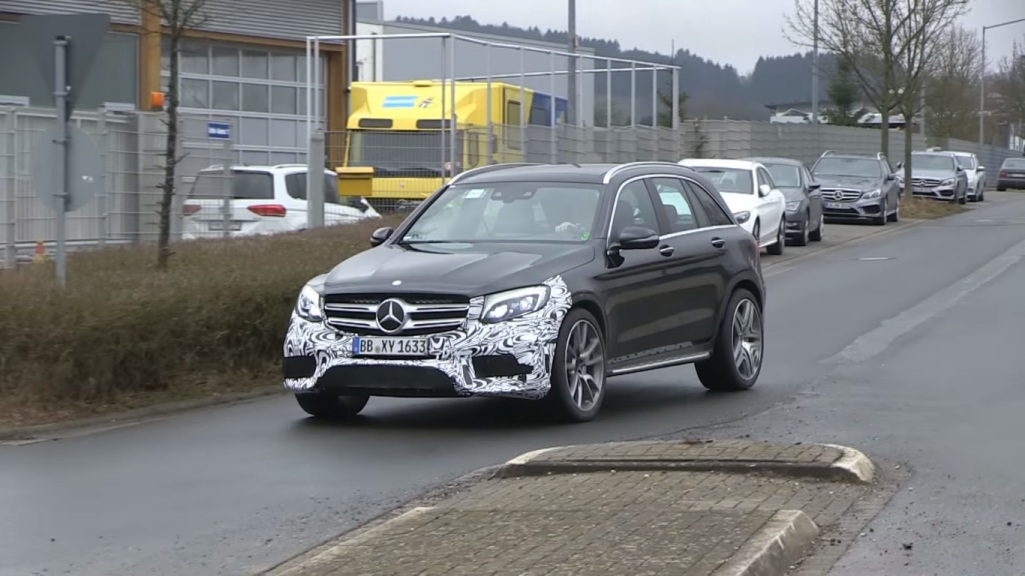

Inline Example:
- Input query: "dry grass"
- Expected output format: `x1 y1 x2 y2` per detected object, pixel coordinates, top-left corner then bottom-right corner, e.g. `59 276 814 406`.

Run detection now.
0 213 408 428
900 196 967 220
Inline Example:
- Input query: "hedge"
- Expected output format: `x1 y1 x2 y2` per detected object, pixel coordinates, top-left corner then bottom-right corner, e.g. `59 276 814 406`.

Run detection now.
0 214 407 416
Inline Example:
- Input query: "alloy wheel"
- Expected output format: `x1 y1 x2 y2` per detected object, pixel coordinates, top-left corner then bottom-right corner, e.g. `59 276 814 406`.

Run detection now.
564 319 605 412
732 298 763 380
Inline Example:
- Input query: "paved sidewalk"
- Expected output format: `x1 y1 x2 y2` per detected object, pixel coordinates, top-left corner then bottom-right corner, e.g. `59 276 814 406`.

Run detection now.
265 440 883 576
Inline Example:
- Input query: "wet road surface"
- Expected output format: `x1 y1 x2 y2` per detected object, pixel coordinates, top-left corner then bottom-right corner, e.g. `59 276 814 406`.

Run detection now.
2 193 1023 575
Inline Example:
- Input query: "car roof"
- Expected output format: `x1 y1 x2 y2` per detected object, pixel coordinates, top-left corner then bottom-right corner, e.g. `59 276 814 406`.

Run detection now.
451 162 705 185
746 156 803 166
679 158 759 170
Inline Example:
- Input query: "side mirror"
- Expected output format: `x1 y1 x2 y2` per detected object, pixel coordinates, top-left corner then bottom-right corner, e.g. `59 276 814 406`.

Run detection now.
370 226 393 247
616 226 660 250
808 182 821 191
956 166 965 172
758 184 771 197
895 161 903 170
977 165 985 172
886 173 896 181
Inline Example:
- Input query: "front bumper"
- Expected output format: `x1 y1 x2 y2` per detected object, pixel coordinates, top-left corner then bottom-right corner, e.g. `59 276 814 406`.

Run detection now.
907 184 957 200
282 277 572 401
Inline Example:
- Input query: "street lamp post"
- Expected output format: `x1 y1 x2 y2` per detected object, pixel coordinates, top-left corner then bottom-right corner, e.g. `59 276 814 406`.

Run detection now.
811 0 820 124
567 0 577 126
979 17 1025 146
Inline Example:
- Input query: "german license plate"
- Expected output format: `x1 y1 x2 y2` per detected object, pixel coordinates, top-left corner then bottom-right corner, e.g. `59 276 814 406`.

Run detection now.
912 186 930 193
824 202 844 209
352 336 430 357
209 221 243 231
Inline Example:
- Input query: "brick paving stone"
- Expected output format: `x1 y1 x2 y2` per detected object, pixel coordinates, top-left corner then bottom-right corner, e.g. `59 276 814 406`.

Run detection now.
271 466 870 576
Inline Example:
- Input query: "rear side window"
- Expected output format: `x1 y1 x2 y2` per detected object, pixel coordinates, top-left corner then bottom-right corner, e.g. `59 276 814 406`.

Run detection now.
189 171 274 200
685 180 734 227
284 172 344 206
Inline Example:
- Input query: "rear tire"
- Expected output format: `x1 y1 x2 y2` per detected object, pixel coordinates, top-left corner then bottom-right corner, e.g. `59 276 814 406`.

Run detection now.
695 288 763 392
542 308 607 423
295 391 369 420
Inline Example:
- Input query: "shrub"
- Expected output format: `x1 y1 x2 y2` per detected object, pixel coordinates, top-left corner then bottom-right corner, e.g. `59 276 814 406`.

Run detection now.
0 214 408 413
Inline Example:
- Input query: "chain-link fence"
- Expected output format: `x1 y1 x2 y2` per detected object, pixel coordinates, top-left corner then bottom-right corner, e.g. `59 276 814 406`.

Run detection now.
1 105 1021 269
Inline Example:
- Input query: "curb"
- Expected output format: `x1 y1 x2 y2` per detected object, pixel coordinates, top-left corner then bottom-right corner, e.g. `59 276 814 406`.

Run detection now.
0 386 284 442
710 509 820 576
494 442 876 484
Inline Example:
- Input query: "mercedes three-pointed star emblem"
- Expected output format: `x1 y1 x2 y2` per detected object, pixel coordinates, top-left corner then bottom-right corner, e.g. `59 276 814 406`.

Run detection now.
375 299 407 333
833 190 844 201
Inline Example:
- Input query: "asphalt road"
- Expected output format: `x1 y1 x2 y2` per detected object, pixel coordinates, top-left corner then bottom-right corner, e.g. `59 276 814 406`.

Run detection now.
1 194 1023 576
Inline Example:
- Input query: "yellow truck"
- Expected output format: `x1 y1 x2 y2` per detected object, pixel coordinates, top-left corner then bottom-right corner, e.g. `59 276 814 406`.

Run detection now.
335 80 568 208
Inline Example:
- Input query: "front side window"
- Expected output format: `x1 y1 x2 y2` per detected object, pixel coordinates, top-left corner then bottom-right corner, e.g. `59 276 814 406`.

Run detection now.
955 155 976 170
652 178 699 233
401 182 603 244
687 167 754 195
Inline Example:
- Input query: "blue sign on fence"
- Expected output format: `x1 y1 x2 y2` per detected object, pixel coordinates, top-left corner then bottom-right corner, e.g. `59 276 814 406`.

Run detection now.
207 122 231 139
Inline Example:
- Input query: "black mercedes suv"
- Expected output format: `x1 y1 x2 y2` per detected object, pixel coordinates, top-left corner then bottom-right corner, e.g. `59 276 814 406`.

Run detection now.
283 162 767 423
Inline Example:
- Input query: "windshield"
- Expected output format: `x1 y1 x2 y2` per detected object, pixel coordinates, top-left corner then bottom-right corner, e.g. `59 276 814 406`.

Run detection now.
912 154 957 172
812 157 883 178
1004 158 1025 169
688 167 754 194
763 164 802 187
348 130 446 177
401 182 603 244
955 155 976 169
189 171 274 200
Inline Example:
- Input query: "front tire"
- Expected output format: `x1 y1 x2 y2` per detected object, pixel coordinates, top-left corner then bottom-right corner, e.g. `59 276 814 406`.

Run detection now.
874 198 887 225
887 197 900 222
809 212 824 242
766 219 785 255
295 391 370 420
790 213 809 246
543 308 607 423
696 288 764 392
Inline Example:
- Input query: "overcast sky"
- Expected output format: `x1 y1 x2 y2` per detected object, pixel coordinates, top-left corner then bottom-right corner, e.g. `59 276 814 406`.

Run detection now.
381 0 1024 75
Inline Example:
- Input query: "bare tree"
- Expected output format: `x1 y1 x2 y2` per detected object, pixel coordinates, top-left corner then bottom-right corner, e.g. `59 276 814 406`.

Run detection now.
924 25 982 141
785 0 914 155
891 0 969 190
119 0 211 270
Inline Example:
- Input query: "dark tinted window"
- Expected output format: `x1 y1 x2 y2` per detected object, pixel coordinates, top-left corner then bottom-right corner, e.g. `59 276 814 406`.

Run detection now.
686 180 735 226
284 172 344 205
188 170 274 200
612 180 661 236
764 163 802 187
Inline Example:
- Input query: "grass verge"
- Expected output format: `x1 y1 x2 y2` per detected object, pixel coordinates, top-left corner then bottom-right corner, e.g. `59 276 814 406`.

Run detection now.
0 213 408 429
900 196 968 219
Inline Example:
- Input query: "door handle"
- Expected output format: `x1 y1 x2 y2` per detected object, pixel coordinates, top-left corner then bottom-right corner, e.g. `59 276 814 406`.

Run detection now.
659 244 675 257
711 237 726 248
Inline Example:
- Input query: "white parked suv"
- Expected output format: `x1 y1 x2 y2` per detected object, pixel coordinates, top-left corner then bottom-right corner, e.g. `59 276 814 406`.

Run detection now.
182 164 380 240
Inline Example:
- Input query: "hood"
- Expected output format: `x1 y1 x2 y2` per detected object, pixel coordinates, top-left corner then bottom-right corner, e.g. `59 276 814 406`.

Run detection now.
814 175 881 190
320 242 596 296
909 169 956 180
778 187 807 203
719 191 760 214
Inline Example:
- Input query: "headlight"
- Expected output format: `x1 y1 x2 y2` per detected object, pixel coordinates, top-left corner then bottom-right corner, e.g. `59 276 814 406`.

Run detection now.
862 189 882 199
941 178 955 186
481 285 550 323
733 211 751 224
295 284 324 322
785 201 801 212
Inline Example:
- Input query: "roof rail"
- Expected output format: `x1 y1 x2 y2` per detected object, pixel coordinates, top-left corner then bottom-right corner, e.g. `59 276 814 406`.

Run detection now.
821 150 836 157
448 163 544 185
603 161 684 184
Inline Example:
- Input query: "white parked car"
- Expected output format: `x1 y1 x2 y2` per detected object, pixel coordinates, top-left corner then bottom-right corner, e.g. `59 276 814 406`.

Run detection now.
950 151 986 202
181 164 380 240
678 158 788 255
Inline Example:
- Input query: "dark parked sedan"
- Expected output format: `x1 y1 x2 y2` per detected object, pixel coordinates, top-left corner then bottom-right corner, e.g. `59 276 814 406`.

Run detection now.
747 156 824 245
283 162 768 423
997 157 1025 191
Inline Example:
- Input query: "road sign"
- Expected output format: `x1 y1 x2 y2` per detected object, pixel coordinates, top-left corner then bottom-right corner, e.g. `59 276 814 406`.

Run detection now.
20 13 110 121
30 124 103 213
208 122 231 139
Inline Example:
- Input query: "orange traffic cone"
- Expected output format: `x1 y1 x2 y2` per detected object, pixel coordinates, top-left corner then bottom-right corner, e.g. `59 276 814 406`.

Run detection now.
33 241 46 263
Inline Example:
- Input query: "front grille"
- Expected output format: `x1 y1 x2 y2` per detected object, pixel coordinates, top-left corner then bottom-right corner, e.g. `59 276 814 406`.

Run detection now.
910 178 942 188
821 188 862 202
322 293 470 336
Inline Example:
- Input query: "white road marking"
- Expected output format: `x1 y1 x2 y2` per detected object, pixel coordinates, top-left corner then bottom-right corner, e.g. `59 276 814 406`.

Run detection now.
827 235 1025 366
